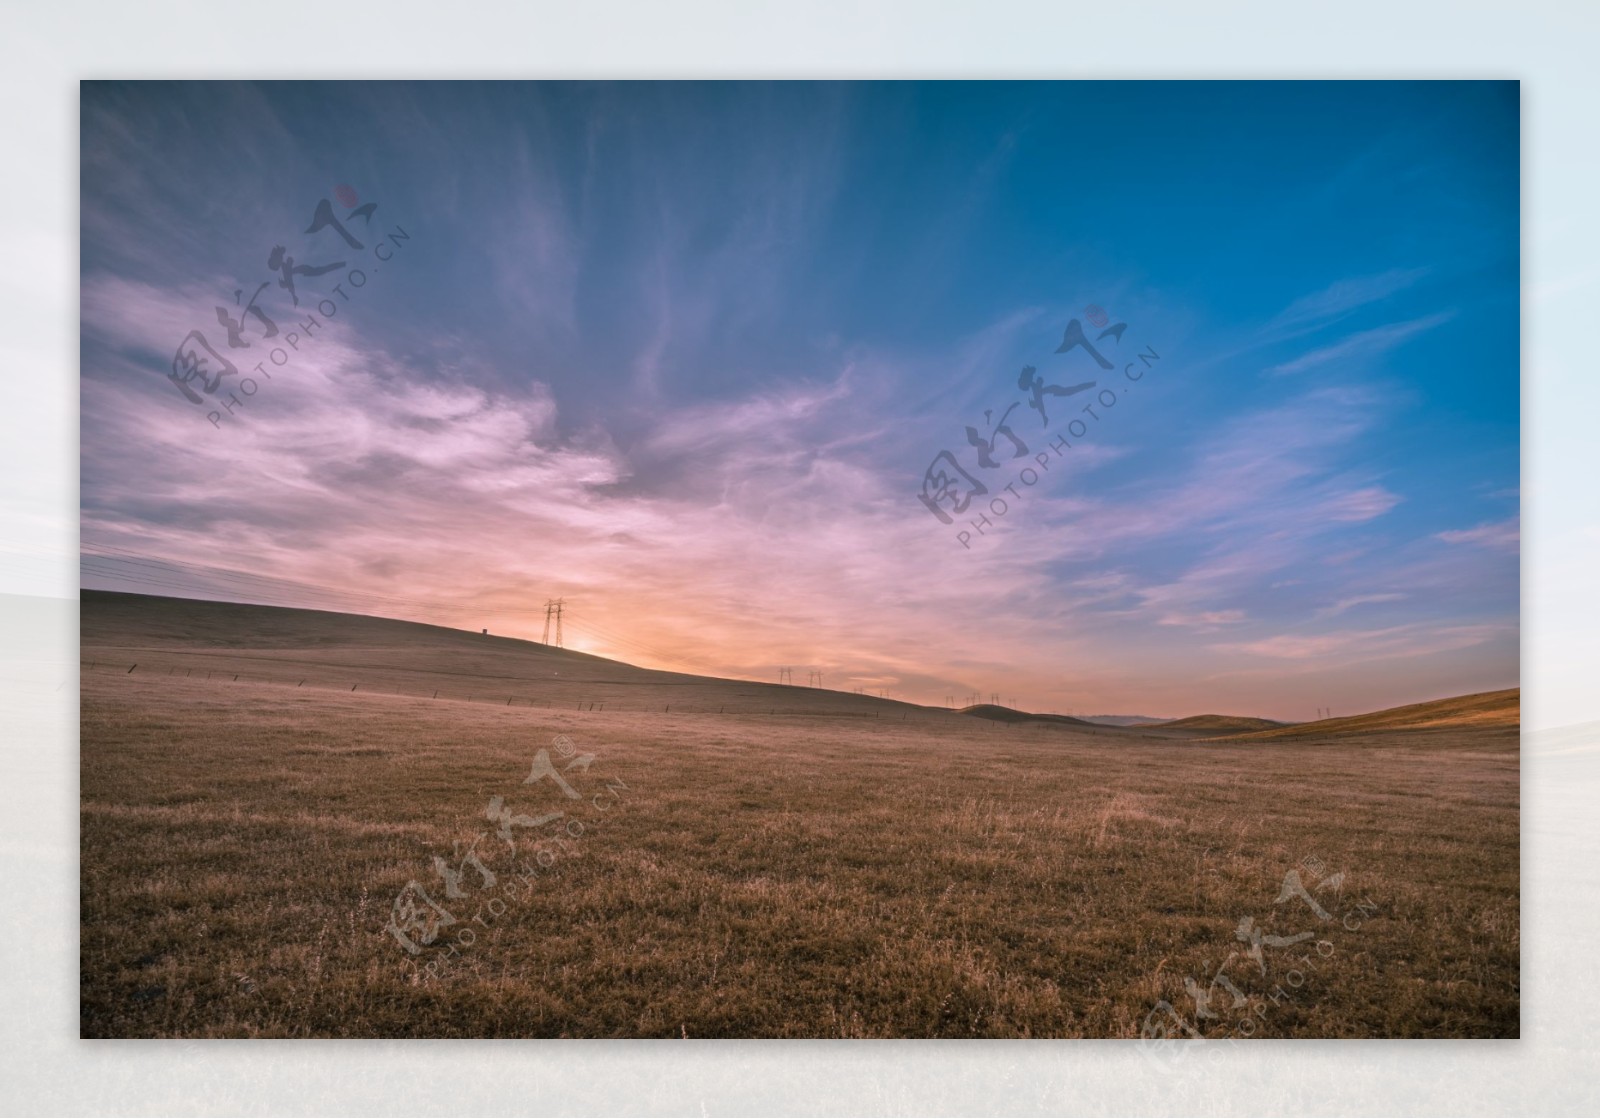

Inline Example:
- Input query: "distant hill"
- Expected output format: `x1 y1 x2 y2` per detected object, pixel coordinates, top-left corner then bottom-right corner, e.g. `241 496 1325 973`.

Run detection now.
1153 714 1287 732
956 704 1098 727
1218 688 1519 740
1078 715 1168 727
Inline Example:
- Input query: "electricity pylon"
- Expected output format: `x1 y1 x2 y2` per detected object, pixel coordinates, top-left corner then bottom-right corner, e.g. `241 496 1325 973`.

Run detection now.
779 667 792 685
542 598 564 647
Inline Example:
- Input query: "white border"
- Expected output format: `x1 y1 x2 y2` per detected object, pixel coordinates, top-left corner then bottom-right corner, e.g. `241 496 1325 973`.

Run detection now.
6 1 1597 1114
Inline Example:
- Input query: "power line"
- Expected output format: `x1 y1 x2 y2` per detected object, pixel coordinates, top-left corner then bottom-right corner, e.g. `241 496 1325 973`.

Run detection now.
79 548 494 623
561 609 719 672
77 562 475 627
81 545 465 611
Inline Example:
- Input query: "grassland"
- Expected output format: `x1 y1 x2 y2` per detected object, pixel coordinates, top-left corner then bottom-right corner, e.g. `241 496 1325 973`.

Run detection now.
79 591 1519 1039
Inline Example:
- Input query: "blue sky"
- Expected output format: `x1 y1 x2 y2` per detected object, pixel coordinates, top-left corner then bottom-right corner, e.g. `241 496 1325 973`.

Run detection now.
79 80 1519 718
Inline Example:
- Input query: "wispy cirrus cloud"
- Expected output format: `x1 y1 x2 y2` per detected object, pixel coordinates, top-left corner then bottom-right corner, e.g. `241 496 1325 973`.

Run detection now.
1264 267 1430 338
1157 609 1247 630
1438 515 1520 551
1267 312 1455 376
1212 621 1505 664
1312 592 1407 620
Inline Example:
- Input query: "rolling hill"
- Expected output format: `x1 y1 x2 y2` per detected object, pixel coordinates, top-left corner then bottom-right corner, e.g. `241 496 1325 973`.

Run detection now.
1077 714 1169 727
80 589 937 719
955 704 1098 727
1152 714 1287 733
1217 688 1520 740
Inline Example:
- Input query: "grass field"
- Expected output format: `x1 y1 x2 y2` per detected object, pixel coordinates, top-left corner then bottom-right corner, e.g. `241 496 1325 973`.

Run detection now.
79 591 1519 1039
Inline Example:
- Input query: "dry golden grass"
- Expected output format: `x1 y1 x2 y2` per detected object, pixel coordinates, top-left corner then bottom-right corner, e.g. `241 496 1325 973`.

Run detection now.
79 591 1519 1039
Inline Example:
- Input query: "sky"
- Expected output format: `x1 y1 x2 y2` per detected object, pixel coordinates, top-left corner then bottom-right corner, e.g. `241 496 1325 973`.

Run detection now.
78 80 1520 720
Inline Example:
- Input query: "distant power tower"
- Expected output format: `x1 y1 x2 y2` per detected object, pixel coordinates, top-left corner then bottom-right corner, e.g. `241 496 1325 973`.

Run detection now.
990 692 1000 705
779 667 793 685
542 598 565 648
945 695 955 708
808 670 824 688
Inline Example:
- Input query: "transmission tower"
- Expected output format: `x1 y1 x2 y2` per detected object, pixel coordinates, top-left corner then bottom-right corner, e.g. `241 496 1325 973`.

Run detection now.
542 598 565 648
779 667 792 685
